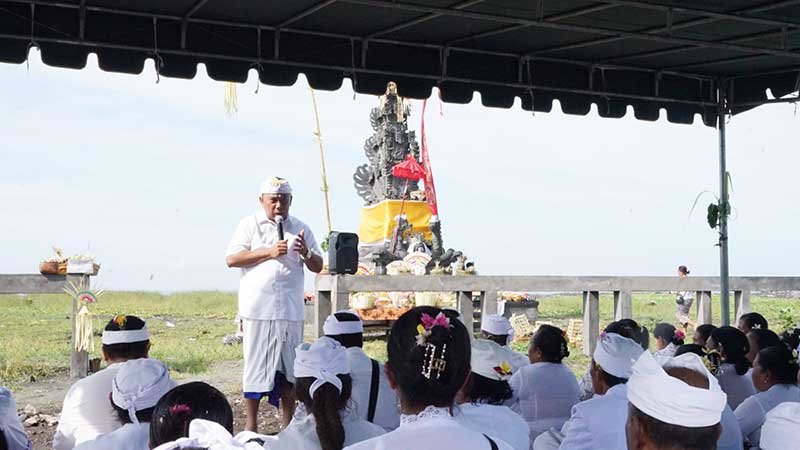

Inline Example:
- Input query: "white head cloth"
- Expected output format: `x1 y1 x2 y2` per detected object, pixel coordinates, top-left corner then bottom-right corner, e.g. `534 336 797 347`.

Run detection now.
471 339 514 381
102 323 150 345
593 332 644 379
259 177 292 195
151 419 264 450
323 310 363 336
481 314 515 344
111 358 176 424
760 401 800 450
627 351 727 428
294 337 349 398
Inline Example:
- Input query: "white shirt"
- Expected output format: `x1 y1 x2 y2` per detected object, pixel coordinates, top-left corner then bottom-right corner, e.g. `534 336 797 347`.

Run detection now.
0 387 30 450
717 363 756 410
453 403 530 450
502 347 531 372
734 384 800 448
718 405 744 450
344 406 514 450
264 409 385 450
558 383 629 450
73 423 149 450
509 362 581 439
53 363 122 450
346 347 400 431
226 211 319 321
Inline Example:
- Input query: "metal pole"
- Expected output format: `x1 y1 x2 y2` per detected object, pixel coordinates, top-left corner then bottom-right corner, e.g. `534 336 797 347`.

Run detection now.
718 80 731 325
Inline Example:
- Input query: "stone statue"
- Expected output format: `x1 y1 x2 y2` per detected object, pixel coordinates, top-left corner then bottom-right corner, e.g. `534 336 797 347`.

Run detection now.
353 82 421 205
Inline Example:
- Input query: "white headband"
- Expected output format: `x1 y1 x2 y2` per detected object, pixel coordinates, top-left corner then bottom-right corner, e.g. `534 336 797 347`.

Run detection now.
481 314 515 345
259 177 292 195
111 358 175 424
471 339 514 381
593 333 643 379
102 327 150 345
323 310 363 336
294 337 349 398
627 352 726 428
760 401 800 450
151 419 264 450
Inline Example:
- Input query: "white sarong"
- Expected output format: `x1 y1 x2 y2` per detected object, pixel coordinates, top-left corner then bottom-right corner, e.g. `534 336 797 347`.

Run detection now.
242 319 303 394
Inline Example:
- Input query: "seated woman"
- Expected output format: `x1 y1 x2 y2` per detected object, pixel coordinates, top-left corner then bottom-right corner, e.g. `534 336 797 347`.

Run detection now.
737 312 768 334
652 323 684 358
263 337 385 450
735 344 800 448
0 387 31 450
693 324 717 348
148 382 234 448
578 320 648 400
453 339 530 450
674 344 743 450
707 326 756 409
746 329 781 365
74 359 175 450
509 324 580 439
344 307 514 450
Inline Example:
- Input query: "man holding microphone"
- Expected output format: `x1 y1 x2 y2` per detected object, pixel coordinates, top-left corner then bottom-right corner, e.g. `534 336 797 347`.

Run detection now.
226 176 323 432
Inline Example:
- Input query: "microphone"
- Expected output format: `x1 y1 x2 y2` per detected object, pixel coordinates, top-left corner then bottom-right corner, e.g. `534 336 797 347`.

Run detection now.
276 215 285 241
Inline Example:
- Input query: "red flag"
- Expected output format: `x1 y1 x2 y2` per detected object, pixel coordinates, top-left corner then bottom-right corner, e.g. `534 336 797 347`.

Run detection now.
420 99 439 216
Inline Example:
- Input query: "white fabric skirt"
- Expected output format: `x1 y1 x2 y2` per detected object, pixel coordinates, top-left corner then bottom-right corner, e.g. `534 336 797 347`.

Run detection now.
242 319 303 393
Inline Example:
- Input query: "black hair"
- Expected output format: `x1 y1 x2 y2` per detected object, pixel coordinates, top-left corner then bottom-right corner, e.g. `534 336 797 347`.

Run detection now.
112 403 155 425
531 324 569 363
675 344 722 375
608 319 650 351
749 329 781 354
678 265 690 275
464 373 513 405
387 306 470 410
781 328 800 351
755 345 800 385
653 323 684 346
628 366 721 450
0 430 7 450
694 324 717 344
710 326 751 376
739 312 768 332
481 331 509 347
295 375 353 450
149 382 233 448
102 315 150 360
325 312 363 349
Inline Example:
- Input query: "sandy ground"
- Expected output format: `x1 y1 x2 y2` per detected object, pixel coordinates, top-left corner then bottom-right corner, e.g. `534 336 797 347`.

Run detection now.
15 359 284 450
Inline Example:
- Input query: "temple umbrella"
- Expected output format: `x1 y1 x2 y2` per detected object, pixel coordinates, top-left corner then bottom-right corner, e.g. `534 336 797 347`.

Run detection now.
390 154 426 252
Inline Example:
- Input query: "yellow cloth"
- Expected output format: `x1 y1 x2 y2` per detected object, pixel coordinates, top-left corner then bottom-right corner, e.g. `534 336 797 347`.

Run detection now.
359 200 432 244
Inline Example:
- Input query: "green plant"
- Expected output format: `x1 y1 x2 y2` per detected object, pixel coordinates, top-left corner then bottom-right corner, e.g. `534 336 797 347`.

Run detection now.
778 307 795 333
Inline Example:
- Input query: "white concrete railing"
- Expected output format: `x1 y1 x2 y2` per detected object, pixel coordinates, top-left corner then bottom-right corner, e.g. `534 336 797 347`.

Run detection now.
1 274 93 378
315 275 800 355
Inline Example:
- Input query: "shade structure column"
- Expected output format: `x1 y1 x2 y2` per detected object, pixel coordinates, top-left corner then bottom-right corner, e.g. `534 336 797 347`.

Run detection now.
582 291 600 356
718 80 731 326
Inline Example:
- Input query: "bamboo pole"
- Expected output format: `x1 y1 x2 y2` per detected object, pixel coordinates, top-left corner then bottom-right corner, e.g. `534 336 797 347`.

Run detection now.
310 88 332 234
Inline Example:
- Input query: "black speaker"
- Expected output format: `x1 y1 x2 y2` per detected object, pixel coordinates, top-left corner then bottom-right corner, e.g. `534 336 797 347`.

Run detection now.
328 232 359 275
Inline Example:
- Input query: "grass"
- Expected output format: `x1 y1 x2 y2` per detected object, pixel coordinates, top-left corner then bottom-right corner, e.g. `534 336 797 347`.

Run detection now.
1 291 798 386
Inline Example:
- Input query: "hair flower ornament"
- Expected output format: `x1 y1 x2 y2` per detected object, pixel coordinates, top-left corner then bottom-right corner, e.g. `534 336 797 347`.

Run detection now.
415 312 451 346
493 361 513 378
674 330 686 340
791 349 799 365
168 404 192 416
752 323 762 330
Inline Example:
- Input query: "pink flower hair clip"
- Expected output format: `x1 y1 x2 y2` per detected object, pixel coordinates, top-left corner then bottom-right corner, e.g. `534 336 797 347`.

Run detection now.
168 404 192 416
415 312 451 346
674 330 686 340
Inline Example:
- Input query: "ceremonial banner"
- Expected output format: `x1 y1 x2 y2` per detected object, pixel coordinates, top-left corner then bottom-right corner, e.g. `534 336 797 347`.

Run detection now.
420 99 439 216
358 200 432 245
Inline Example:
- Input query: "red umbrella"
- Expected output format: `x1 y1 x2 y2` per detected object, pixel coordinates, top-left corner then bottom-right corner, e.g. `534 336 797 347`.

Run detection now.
390 155 426 253
392 154 426 180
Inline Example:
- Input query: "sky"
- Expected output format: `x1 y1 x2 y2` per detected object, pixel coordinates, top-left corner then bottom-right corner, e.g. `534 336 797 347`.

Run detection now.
1 50 799 292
